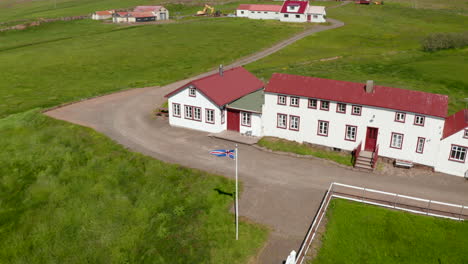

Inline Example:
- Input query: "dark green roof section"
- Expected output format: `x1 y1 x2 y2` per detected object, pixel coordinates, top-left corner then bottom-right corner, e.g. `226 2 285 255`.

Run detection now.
228 89 264 113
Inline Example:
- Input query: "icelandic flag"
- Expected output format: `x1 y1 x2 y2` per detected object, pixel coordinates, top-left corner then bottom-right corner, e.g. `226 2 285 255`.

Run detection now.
210 149 235 159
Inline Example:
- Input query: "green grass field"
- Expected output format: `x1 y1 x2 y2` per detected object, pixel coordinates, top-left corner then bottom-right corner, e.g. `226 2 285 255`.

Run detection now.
247 3 468 114
0 18 306 118
0 110 268 263
258 137 353 166
312 199 468 264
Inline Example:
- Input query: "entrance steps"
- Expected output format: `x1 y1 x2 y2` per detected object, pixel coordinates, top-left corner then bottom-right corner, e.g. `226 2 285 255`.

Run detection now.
355 150 374 170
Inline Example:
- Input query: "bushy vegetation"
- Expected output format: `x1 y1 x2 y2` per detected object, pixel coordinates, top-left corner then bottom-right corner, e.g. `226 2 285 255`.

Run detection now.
311 199 468 263
247 3 468 113
0 18 305 117
0 110 268 263
421 31 468 52
257 137 353 166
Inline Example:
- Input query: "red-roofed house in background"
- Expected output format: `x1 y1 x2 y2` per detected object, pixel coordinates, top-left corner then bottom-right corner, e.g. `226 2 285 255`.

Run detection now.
111 5 169 23
134 6 169 20
92 10 114 20
165 68 467 177
236 0 326 23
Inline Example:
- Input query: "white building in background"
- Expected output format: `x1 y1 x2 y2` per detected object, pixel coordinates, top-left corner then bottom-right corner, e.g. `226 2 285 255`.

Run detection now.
165 67 468 178
111 5 169 23
92 10 114 20
236 0 327 23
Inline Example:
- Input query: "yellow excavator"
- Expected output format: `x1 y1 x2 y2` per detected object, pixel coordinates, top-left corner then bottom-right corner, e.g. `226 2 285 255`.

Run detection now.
196 4 215 16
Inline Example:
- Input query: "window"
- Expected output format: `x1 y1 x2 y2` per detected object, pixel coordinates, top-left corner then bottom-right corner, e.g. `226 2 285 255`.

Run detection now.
257 11 261 13
320 100 329 111
284 14 289 18
395 112 406 123
337 103 346 113
318 120 329 136
241 11 244 14
345 125 357 141
295 15 300 18
416 137 425 154
241 112 251 127
172 103 181 117
206 109 215 124
189 87 196 97
194 107 201 121
251 11 254 14
184 105 193 119
308 98 317 109
290 97 299 107
221 111 225 124
449 145 467 162
290 115 300 131
264 12 267 14
414 115 425 126
390 132 404 149
313 15 318 19
278 95 287 105
352 105 362 116
277 114 287 129
465 129 468 139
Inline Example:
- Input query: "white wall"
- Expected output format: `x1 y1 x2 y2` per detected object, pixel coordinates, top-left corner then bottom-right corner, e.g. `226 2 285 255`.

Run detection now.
309 13 326 23
279 13 307 22
262 92 445 167
237 10 280 20
113 16 127 23
239 112 262 137
93 14 112 20
168 87 226 133
435 130 468 177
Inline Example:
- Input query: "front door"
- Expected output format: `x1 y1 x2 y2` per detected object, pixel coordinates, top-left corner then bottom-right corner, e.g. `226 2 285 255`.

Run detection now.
365 127 378 151
307 14 311 21
160 12 166 20
227 109 240 132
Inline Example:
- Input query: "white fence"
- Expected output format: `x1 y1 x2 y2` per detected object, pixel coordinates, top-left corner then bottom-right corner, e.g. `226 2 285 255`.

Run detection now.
293 182 468 264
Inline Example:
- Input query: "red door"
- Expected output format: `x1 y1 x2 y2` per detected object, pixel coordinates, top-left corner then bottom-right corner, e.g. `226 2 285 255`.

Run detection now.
227 109 240 132
365 127 378 151
307 15 311 21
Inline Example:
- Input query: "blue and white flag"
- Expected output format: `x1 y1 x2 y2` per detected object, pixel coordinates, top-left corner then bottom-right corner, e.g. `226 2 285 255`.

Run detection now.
210 149 235 159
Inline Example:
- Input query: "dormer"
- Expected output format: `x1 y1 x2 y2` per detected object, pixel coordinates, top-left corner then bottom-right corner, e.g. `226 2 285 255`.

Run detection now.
287 4 299 12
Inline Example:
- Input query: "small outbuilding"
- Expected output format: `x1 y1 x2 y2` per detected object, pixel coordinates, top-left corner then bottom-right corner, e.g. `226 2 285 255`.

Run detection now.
92 10 114 20
134 5 170 20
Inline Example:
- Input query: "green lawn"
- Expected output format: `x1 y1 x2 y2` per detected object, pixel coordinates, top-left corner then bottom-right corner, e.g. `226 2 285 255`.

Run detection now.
247 3 468 114
0 110 268 263
0 18 306 118
312 199 468 264
257 137 353 166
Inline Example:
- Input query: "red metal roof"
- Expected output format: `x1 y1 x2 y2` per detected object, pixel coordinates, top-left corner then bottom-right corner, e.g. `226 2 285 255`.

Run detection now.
281 0 309 14
442 109 468 139
134 6 163 12
129 12 155 18
165 67 264 107
95 11 113 16
237 4 282 12
265 73 449 118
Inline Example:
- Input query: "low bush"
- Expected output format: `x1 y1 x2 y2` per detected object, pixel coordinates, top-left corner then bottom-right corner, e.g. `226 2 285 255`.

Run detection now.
421 31 468 52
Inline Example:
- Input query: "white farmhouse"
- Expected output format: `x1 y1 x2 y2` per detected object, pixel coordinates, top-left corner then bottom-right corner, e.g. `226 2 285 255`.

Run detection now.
92 10 114 20
134 5 169 20
165 67 264 136
236 0 326 23
165 68 468 178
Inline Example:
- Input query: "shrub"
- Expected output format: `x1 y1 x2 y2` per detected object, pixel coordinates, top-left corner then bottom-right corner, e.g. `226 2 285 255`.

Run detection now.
421 31 468 52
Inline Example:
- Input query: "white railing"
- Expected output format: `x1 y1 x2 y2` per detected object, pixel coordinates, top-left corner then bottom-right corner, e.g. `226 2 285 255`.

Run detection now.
293 182 467 264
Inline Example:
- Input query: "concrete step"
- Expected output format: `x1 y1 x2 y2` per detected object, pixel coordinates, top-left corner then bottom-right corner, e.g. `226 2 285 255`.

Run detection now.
355 163 373 170
356 160 373 167
357 156 372 162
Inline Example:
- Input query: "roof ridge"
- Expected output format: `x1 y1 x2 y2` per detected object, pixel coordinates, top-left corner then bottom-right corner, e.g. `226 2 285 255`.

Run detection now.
191 66 244 84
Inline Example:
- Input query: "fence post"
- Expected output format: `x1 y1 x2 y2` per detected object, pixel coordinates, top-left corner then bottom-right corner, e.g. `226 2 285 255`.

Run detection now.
459 205 465 221
361 188 366 202
393 193 399 209
426 200 432 215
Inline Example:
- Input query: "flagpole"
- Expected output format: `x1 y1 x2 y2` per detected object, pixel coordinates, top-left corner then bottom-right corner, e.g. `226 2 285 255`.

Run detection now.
235 144 239 240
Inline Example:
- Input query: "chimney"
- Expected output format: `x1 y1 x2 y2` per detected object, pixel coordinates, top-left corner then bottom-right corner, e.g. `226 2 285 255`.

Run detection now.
365 80 374 93
219 64 224 77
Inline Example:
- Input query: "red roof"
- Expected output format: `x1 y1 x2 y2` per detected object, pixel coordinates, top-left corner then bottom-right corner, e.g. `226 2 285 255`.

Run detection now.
265 73 449 118
129 12 155 18
442 109 468 139
165 67 264 107
237 4 282 12
134 5 163 12
115 12 129 16
95 11 112 16
281 0 309 14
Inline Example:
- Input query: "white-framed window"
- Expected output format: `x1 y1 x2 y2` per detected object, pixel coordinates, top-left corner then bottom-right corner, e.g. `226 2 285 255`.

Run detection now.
290 115 300 131
206 109 215 124
172 103 181 117
313 15 318 19
290 97 299 107
390 132 404 149
194 107 201 121
320 100 329 111
278 95 287 105
337 103 346 113
308 98 317 109
221 110 225 124
264 11 267 14
277 114 287 129
395 112 406 123
449 145 467 162
184 105 193 119
241 11 244 14
241 112 251 127
352 105 362 116
295 14 300 18
414 115 425 126
345 125 357 141
465 129 468 139
189 87 196 97
284 14 289 18
416 137 425 154
318 120 329 136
